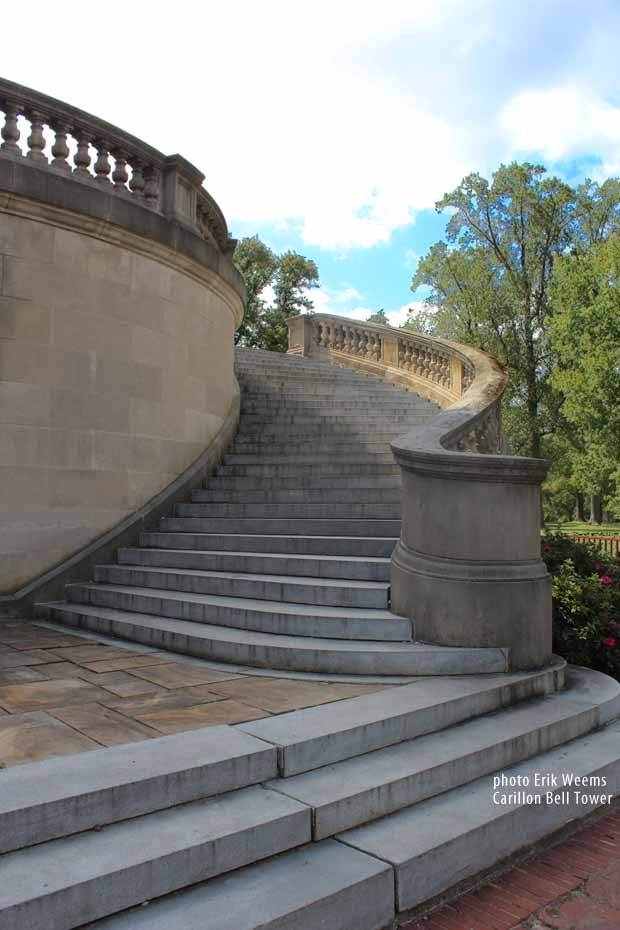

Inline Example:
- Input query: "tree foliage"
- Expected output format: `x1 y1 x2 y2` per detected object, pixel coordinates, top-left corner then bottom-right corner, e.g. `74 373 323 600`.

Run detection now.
366 309 390 325
233 238 319 352
411 164 620 459
549 236 620 516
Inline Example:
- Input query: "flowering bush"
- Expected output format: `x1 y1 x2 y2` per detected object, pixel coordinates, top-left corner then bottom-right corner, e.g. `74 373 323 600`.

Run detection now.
542 534 620 679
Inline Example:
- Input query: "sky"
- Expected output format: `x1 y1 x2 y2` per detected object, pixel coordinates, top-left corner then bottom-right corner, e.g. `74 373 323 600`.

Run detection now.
3 0 620 326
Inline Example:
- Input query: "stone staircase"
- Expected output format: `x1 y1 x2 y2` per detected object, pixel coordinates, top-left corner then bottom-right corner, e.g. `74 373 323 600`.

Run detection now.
1 665 619 930
38 347 508 676
15 347 620 930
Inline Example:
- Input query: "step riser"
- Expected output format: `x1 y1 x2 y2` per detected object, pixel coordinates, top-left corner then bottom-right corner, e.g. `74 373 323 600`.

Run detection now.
267 702 600 839
160 518 402 536
223 454 397 465
229 445 397 456
140 534 398 558
0 728 277 855
207 477 401 491
3 789 311 930
192 489 401 504
43 605 503 676
216 464 400 477
176 503 402 518
90 567 390 609
67 587 404 640
118 548 391 582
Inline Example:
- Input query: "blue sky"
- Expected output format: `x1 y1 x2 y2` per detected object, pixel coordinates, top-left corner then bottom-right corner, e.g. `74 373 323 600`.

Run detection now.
4 0 620 325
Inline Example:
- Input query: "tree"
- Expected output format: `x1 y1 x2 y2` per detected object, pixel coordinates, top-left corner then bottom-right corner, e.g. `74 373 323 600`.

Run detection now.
233 236 278 347
366 309 390 325
549 236 620 519
265 252 319 352
233 239 320 352
412 165 620 459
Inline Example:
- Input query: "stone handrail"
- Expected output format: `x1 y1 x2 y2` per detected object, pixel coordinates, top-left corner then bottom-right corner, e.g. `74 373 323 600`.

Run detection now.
0 76 233 255
287 313 552 671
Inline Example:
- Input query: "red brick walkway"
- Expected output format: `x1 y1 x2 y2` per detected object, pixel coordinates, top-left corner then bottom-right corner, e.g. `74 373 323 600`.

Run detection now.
402 806 620 930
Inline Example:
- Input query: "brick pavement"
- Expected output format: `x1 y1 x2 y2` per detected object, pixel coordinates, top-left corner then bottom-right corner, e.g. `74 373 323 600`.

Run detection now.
402 805 620 930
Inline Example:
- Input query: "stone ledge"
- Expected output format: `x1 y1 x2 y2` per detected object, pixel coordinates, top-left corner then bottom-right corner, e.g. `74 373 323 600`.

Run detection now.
0 157 245 309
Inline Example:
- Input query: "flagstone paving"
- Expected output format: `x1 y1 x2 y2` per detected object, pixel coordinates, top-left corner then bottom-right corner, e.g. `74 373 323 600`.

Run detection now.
402 804 620 930
0 621 392 768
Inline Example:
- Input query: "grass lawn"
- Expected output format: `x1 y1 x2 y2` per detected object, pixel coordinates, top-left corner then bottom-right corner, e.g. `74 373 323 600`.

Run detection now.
545 521 620 536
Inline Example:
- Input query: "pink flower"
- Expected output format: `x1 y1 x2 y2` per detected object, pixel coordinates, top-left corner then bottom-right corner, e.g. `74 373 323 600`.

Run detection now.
604 637 617 647
601 574 613 585
595 563 602 571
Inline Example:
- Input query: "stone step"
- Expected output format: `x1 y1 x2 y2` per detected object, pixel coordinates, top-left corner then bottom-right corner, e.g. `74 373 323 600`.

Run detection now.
175 501 402 518
191 487 401 504
229 441 398 455
235 420 426 432
82 839 394 930
239 397 426 409
223 452 397 465
140 532 399 558
160 517 402 536
233 427 421 440
91 564 391 609
40 602 506 675
237 663 566 776
207 475 401 491
216 462 400 477
0 726 276 854
0 785 311 930
119 546 392 581
264 689 608 839
339 674 620 914
66 583 405 639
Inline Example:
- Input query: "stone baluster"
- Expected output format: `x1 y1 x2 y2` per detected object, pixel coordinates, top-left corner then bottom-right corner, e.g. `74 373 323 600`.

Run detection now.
343 326 351 354
73 131 92 178
143 165 160 205
405 343 413 370
111 150 129 191
26 110 48 164
1 101 22 155
93 140 112 184
128 158 145 198
50 122 72 173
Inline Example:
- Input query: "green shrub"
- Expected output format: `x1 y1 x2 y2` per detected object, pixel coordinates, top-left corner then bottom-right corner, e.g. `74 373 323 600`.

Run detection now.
542 534 620 678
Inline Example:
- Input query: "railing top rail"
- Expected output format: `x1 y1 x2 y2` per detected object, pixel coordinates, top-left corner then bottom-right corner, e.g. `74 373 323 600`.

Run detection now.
0 76 234 257
0 76 167 165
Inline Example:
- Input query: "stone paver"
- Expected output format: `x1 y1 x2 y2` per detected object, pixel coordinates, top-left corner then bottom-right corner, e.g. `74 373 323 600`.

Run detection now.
402 805 620 930
0 622 392 767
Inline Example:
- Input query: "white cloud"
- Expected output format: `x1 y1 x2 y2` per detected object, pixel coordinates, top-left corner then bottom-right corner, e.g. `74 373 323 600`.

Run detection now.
501 84 620 168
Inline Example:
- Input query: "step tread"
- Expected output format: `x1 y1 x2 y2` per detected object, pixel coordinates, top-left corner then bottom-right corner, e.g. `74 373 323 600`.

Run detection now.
96 566 390 590
76 839 394 930
0 726 276 855
69 585 396 618
1 786 310 929
337 715 620 912
265 690 602 837
122 548 391 565
237 664 564 775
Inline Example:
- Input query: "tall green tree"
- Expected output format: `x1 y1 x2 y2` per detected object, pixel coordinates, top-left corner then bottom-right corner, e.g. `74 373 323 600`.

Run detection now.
265 252 319 352
411 165 620 459
233 236 278 347
549 235 620 518
233 239 319 352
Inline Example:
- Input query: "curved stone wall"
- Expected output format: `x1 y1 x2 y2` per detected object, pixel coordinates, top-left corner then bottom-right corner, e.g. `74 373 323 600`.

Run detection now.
0 80 244 594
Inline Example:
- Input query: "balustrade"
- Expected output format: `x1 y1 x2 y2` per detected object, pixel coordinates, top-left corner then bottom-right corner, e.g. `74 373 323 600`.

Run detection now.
0 77 234 256
287 311 551 671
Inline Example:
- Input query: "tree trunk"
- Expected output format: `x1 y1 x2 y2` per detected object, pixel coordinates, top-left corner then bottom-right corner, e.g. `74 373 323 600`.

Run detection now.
575 492 585 522
590 493 602 525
